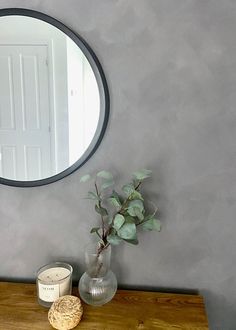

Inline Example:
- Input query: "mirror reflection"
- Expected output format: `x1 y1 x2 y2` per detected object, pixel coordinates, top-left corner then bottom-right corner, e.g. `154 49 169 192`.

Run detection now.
0 14 101 183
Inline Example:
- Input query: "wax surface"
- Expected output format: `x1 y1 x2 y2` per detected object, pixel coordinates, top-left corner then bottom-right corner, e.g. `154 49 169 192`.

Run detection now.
38 267 71 282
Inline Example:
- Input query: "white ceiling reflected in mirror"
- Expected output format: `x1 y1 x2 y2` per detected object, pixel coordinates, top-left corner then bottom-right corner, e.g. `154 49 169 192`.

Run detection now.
0 9 109 187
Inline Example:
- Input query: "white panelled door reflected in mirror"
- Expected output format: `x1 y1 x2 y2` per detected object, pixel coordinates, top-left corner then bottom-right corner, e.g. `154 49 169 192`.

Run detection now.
0 9 109 186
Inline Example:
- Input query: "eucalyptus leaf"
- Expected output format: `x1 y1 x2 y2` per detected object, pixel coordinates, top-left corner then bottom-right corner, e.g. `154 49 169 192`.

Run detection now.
122 183 135 196
87 191 100 201
144 211 157 221
132 169 152 181
142 218 161 231
80 174 91 182
130 190 144 201
124 215 136 224
90 227 100 233
127 200 144 220
111 190 121 200
113 214 125 231
95 205 108 216
107 233 122 245
128 200 144 211
90 227 100 234
101 179 114 190
97 171 113 180
127 207 144 221
124 237 139 245
118 222 136 240
110 190 123 206
108 197 121 210
90 227 102 238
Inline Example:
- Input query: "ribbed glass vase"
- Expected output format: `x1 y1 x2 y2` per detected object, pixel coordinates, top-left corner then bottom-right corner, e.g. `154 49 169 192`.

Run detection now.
78 243 117 306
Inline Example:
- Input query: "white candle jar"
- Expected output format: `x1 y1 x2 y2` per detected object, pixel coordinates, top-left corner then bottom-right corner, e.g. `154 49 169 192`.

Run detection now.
37 262 73 307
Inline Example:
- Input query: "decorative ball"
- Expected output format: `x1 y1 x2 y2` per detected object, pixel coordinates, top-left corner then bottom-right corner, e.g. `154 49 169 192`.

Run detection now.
48 295 83 330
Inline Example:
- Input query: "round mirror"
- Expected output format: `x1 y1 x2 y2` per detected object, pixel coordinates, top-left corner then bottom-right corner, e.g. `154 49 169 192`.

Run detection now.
0 8 109 187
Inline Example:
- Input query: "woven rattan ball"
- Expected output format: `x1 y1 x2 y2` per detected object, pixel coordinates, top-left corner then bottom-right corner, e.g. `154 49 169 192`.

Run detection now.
48 295 83 330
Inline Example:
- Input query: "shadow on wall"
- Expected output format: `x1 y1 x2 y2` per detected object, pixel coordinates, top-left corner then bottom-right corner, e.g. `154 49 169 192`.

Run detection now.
201 289 236 330
118 283 199 295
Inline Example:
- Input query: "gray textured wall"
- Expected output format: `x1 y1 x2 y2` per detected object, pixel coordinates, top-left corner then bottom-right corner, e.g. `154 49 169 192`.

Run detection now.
0 1 236 329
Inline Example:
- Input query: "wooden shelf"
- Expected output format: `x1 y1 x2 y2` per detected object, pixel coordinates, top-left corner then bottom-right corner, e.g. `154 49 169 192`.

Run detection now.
0 282 209 329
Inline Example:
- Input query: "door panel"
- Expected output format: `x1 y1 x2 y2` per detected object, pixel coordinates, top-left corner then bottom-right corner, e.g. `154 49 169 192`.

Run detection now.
0 55 15 129
24 146 42 180
20 53 41 130
1 145 17 179
0 44 52 180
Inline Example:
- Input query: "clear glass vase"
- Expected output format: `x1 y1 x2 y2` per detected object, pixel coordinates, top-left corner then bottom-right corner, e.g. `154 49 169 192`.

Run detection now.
78 243 117 306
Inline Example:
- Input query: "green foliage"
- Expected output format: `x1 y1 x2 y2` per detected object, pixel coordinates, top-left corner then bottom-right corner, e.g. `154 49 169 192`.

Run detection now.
108 191 123 211
113 214 125 231
127 200 144 221
132 169 152 180
95 204 108 216
97 171 115 190
130 190 143 201
124 238 139 245
80 169 161 248
90 227 102 239
97 171 113 180
107 233 122 245
87 191 100 201
118 221 136 240
101 180 114 190
108 196 121 210
142 218 161 231
122 183 135 196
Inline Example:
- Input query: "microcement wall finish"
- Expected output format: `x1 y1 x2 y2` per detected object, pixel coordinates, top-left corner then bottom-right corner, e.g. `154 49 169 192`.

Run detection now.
0 1 236 329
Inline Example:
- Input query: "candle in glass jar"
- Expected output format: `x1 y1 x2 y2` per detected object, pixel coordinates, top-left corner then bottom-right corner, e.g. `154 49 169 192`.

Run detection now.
37 262 73 307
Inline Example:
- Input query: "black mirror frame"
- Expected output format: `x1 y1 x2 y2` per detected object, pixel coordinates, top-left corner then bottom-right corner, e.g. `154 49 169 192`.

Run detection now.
0 8 109 187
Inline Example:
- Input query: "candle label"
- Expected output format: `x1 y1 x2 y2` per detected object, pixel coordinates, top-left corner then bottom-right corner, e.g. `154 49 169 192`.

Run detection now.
38 283 60 302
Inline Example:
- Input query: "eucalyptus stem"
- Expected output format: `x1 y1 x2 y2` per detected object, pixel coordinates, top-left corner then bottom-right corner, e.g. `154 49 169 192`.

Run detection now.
94 242 110 277
135 181 142 190
95 181 106 240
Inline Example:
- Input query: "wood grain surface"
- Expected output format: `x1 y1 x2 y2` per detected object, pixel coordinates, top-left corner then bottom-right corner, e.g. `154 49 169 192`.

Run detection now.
0 282 209 329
